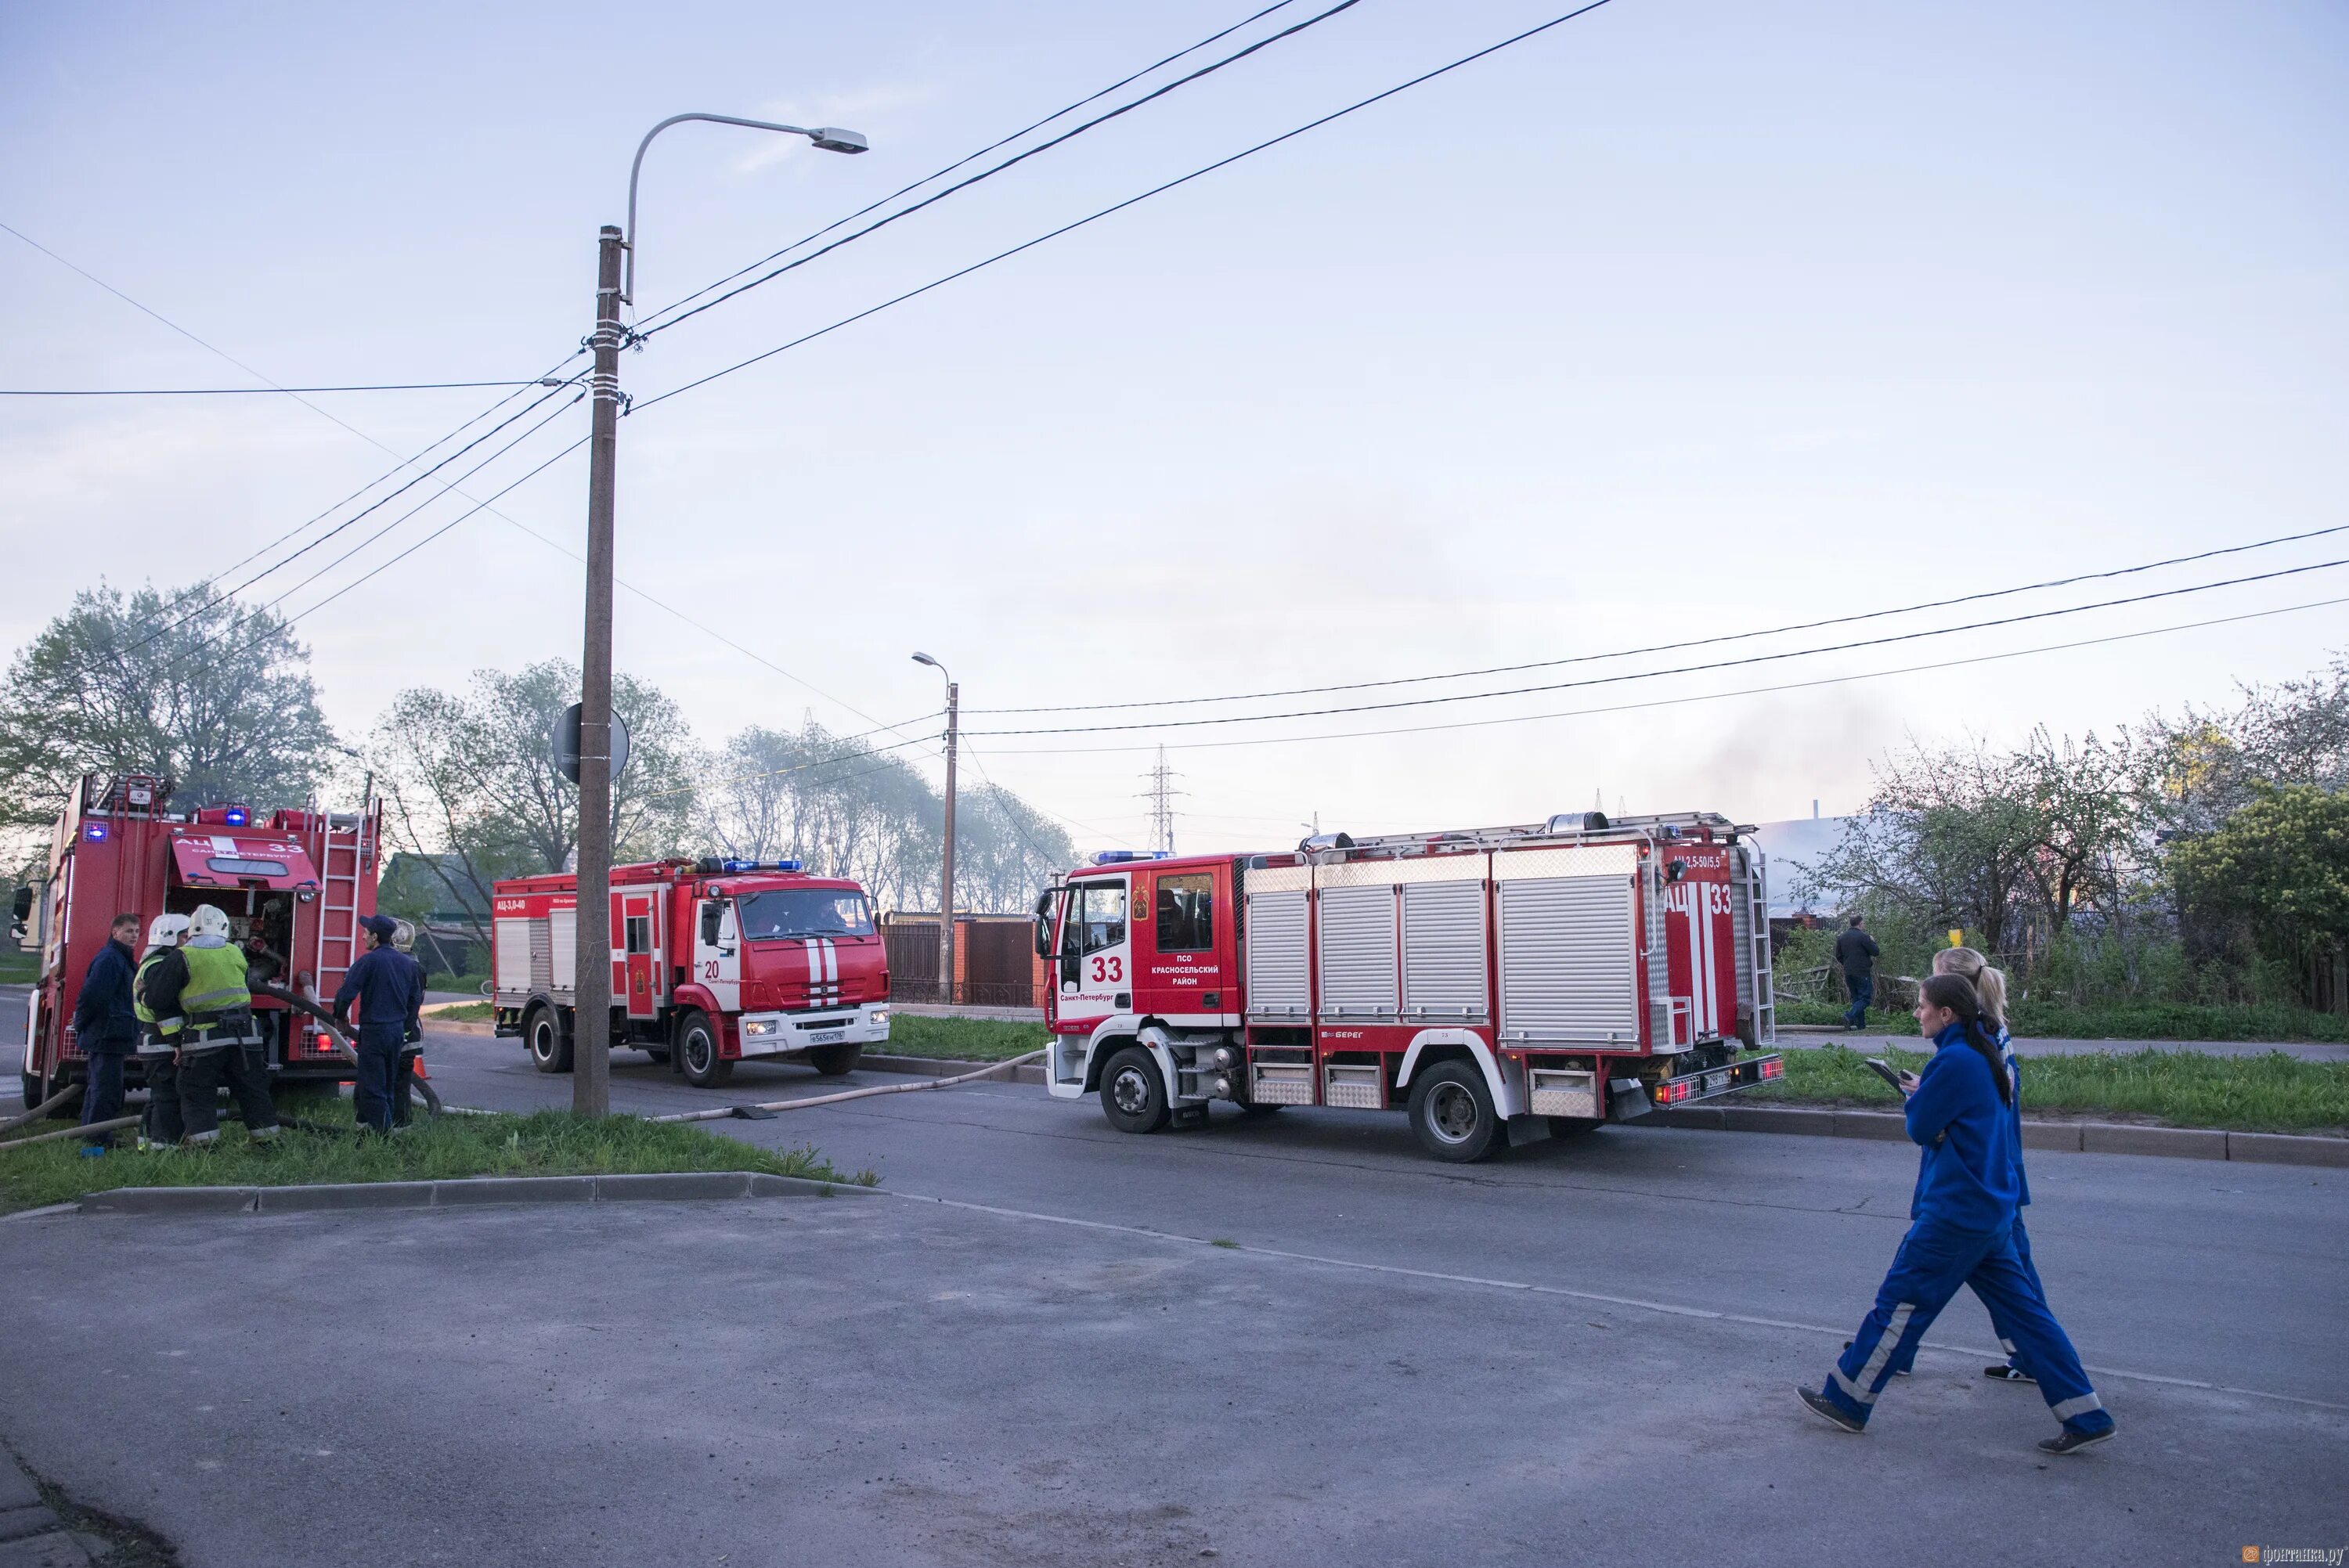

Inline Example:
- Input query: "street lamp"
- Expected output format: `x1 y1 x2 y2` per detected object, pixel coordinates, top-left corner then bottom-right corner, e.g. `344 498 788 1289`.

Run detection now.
570 112 869 1118
912 653 958 1006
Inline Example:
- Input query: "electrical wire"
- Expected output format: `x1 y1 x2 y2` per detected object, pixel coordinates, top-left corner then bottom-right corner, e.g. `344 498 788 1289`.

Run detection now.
644 730 944 803
962 558 2349 736
628 0 1623 416
967 521 2349 714
976 592 2349 756
634 0 1366 342
0 379 562 396
633 0 1310 331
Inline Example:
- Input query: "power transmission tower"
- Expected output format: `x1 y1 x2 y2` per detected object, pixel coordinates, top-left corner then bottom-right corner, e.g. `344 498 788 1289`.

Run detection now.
1140 747 1183 854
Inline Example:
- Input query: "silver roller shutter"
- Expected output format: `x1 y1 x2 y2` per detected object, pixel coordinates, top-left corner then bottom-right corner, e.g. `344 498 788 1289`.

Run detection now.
496 919 536 996
1246 890 1310 1019
1402 880 1487 1022
1317 885 1398 1019
527 917 552 992
1499 875 1639 1043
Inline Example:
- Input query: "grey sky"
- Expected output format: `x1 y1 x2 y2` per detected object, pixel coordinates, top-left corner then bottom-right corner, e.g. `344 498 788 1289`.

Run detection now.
4 0 2344 854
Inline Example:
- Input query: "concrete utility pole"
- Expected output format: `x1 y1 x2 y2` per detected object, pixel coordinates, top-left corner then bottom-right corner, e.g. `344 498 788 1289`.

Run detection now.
567 114 868 1117
572 223 624 1118
914 653 957 1003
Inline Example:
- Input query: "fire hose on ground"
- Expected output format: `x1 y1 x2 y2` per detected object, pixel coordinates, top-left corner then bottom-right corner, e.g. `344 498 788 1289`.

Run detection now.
645 1050 1045 1124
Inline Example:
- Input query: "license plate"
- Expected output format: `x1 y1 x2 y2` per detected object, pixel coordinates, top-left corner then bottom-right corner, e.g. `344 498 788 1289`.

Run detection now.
1705 1069 1730 1094
807 1029 845 1045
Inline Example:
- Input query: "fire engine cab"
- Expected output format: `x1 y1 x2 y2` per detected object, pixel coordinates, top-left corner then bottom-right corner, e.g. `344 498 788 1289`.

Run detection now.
17 773 380 1111
490 858 891 1087
1035 811 1784 1162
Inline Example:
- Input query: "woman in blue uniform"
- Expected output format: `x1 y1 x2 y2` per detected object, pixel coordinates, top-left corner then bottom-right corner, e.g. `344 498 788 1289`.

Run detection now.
1798 971 2116 1455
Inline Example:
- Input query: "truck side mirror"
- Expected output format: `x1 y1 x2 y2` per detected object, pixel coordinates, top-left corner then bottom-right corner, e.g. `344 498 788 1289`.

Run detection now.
1032 889 1058 959
9 887 30 922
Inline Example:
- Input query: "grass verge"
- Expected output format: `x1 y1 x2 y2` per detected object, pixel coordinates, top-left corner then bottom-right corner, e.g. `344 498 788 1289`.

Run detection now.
0 1094 855 1214
1749 1042 2349 1134
1776 997 2349 1043
424 1000 494 1022
882 1013 1050 1062
0 950 38 984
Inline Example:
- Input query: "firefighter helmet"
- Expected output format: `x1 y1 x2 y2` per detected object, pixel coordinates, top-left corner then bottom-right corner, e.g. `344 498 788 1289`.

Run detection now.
390 918 417 953
187 903 231 941
146 913 191 947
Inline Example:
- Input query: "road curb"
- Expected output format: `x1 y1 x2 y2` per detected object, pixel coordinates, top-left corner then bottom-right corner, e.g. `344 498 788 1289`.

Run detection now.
860 1053 1045 1086
74 1170 879 1216
1643 1105 2347 1166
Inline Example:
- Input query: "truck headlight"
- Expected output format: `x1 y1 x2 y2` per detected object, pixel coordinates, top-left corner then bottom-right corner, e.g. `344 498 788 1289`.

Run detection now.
742 1018 778 1038
868 1009 890 1028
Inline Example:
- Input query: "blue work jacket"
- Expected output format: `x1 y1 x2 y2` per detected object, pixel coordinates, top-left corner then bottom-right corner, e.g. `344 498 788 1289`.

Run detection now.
335 945 424 1038
1904 1022 2020 1235
72 937 140 1052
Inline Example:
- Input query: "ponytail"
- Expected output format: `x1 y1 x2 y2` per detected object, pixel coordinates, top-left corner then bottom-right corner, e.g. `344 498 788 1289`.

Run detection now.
1919 971 2011 1105
1932 946 2008 1032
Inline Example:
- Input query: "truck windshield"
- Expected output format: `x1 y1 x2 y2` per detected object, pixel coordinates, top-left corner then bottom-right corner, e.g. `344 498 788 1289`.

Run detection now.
737 889 873 941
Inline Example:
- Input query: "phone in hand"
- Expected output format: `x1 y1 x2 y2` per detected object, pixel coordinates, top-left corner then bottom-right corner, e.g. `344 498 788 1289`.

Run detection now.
1864 1058 1907 1093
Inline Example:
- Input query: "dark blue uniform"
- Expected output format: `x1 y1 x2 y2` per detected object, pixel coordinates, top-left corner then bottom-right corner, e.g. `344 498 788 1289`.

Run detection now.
1820 1022 2111 1437
70 935 138 1144
336 945 424 1133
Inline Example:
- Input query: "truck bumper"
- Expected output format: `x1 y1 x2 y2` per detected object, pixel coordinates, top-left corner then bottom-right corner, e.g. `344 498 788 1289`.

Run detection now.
1611 1052 1784 1119
734 1003 891 1060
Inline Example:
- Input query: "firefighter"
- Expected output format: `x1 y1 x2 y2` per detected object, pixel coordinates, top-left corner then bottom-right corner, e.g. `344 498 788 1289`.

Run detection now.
69 912 142 1155
335 914 422 1134
1797 973 2115 1455
172 904 283 1148
134 914 191 1146
388 918 429 1125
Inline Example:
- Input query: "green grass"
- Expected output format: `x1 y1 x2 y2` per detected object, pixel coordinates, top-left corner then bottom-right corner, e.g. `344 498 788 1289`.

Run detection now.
0 951 37 984
1748 1042 2349 1134
425 1001 494 1022
0 1094 854 1214
882 1013 1050 1062
424 970 490 994
1777 996 2349 1043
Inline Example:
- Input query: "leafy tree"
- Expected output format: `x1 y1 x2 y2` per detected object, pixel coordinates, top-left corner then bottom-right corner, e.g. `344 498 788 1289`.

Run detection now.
2170 784 2349 1007
366 661 698 947
0 582 334 831
955 781 1077 914
698 721 940 909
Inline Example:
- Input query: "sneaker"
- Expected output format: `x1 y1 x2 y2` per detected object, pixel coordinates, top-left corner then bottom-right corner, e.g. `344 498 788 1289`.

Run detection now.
2038 1426 2115 1456
1795 1386 1866 1434
1985 1364 2038 1384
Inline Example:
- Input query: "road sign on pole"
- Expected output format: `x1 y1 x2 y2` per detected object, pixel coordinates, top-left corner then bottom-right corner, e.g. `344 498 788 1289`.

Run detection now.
553 703 631 787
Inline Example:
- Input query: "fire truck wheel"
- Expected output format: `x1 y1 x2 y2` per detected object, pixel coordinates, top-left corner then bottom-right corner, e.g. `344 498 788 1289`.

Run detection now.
1408 1061 1499 1162
525 1007 574 1074
21 1072 56 1118
1099 1045 1171 1134
808 1044 862 1077
677 1011 733 1087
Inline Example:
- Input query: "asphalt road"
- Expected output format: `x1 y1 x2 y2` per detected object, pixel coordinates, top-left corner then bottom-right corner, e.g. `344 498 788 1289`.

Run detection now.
2 1026 2341 1566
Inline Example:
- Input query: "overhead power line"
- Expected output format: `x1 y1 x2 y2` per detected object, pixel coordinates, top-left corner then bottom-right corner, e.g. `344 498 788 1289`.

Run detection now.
630 0 1624 416
634 0 1312 331
0 379 564 396
635 0 1366 342
977 593 2349 757
968 521 2349 715
963 557 2349 736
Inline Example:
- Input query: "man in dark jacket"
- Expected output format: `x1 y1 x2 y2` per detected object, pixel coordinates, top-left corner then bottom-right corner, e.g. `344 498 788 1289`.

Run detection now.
336 914 424 1134
1835 914 1881 1031
70 914 142 1155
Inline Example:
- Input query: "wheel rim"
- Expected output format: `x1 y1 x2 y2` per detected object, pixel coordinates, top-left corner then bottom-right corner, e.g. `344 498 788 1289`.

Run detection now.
1427 1081 1480 1144
1110 1065 1153 1116
530 1019 554 1062
684 1030 712 1074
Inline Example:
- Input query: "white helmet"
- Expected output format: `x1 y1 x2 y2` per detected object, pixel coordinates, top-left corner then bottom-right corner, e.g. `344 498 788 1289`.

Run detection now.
390 918 417 954
187 904 231 941
147 913 191 947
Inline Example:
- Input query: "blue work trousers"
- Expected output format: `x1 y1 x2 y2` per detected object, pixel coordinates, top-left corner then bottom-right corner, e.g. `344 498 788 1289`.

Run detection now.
1824 1217 2112 1436
1889 1213 2046 1376
353 1026 405 1134
1843 971 1875 1028
79 1051 127 1145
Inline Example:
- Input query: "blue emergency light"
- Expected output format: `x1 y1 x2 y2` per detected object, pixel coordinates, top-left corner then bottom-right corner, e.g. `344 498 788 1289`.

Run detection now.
719 859 806 873
223 807 247 827
85 823 108 842
771 859 803 872
1091 849 1171 865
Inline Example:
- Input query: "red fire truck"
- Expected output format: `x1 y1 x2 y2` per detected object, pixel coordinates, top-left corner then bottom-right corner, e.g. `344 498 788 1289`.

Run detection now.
1034 811 1784 1162
16 773 381 1111
489 857 891 1087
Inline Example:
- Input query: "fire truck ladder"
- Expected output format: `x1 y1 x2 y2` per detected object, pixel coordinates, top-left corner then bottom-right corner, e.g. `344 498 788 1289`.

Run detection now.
1745 849 1777 1046
312 810 370 995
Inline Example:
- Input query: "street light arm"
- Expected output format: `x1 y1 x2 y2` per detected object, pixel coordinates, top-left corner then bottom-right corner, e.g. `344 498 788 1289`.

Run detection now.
624 113 835 307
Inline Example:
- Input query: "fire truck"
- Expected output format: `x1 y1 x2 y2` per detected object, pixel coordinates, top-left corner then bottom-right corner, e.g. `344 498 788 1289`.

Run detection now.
489 857 891 1087
1034 811 1784 1162
16 773 381 1112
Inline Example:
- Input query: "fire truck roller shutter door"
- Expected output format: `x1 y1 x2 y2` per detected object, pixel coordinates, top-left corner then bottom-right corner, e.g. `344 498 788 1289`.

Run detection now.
496 917 535 996
550 906 577 991
1493 845 1640 1046
1401 874 1488 1024
1244 868 1309 1021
